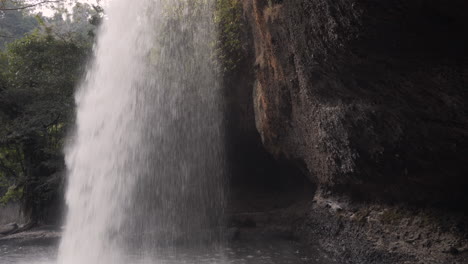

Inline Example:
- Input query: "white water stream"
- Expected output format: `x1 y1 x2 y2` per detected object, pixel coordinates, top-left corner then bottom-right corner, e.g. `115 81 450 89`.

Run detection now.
58 0 225 263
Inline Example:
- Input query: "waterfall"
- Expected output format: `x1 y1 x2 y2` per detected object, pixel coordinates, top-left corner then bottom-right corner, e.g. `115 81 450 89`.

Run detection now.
58 0 225 263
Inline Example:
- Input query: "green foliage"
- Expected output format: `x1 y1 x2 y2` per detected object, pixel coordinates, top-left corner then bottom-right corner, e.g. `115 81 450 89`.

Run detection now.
0 18 92 220
1 33 86 141
39 3 104 43
0 185 22 205
1 1 103 49
214 0 243 72
0 1 38 49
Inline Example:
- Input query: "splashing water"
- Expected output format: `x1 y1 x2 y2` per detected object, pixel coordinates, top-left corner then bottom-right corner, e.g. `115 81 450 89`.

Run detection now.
58 0 225 263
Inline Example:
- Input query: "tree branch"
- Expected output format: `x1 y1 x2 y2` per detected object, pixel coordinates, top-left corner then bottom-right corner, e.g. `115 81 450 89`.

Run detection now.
0 0 62 11
43 113 61 129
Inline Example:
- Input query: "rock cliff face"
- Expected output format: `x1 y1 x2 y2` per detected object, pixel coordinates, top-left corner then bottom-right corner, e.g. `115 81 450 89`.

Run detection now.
224 2 468 263
241 0 468 204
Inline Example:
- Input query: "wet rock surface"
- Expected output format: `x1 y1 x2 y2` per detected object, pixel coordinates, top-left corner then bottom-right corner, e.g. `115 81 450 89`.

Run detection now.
241 0 468 204
228 188 467 264
0 224 18 236
226 1 468 263
0 226 60 247
298 192 468 264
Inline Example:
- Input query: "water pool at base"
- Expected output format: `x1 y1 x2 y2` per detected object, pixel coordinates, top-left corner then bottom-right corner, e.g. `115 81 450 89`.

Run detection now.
0 239 331 264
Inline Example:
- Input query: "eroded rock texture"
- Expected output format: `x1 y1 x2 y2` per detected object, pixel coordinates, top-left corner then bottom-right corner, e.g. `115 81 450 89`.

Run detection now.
242 0 468 204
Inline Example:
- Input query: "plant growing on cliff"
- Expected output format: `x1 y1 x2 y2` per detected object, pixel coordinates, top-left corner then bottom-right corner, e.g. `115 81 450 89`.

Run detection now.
214 0 243 72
